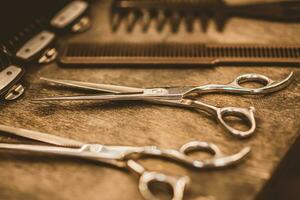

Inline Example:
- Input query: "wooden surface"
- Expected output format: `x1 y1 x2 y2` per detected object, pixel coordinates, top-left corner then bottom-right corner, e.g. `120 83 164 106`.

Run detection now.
1 0 300 200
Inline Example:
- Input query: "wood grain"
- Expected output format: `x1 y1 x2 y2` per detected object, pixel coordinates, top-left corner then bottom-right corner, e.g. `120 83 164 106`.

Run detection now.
0 1 300 200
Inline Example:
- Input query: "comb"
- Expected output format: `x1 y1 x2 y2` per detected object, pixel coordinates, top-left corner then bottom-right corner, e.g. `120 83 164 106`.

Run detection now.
111 0 300 32
59 43 300 66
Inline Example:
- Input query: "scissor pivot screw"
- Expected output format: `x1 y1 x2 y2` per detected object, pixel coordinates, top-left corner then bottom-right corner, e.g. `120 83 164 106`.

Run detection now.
88 144 104 153
144 88 168 95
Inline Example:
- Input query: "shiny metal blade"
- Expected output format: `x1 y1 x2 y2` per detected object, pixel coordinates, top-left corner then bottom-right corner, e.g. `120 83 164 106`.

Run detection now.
0 143 82 154
33 93 182 102
40 77 144 93
0 124 83 147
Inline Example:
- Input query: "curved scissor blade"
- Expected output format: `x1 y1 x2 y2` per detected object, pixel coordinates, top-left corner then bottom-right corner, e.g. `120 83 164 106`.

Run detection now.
41 77 144 93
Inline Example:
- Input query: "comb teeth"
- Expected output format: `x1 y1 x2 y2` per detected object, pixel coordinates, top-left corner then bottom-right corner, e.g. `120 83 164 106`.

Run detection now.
60 43 300 66
111 0 300 32
112 0 222 32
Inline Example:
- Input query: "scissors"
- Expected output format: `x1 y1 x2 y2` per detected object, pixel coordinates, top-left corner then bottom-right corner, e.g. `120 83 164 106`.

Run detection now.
0 124 250 200
35 72 294 138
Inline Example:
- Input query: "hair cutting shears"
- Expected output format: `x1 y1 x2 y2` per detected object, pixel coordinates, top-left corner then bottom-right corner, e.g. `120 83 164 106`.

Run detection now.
0 124 250 200
35 72 294 138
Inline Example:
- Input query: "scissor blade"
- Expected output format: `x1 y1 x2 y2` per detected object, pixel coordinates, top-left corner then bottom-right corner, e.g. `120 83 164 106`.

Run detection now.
41 77 144 93
33 93 182 101
0 143 82 155
0 124 83 147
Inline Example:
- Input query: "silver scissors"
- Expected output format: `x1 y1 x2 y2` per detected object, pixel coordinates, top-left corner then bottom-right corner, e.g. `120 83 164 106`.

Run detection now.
0 124 250 200
35 72 294 138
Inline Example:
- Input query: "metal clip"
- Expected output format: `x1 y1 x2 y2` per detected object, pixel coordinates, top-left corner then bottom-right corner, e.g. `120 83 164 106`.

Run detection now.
4 84 25 101
71 16 91 33
51 1 90 33
0 65 24 101
16 31 56 63
38 48 58 64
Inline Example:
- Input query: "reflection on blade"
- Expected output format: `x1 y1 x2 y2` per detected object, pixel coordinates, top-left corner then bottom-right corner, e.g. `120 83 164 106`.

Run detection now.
41 77 144 93
33 93 182 102
0 124 82 147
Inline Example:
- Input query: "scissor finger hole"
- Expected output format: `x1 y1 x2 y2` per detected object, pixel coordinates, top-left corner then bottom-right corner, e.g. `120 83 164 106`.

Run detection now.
218 107 256 138
147 181 174 200
184 147 217 161
140 172 177 200
238 81 267 89
221 113 251 132
180 141 222 158
235 74 273 89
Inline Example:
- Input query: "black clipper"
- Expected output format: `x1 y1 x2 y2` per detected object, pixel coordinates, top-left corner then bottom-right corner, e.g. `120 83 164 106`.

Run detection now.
14 1 90 64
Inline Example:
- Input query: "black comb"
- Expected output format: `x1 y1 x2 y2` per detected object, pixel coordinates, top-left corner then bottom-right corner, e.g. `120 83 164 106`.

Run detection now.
111 0 300 32
59 42 300 66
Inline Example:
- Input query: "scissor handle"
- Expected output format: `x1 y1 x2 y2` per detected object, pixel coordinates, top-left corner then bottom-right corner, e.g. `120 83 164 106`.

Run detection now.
184 72 294 97
233 73 273 88
179 141 251 168
216 106 256 138
186 99 256 138
180 141 222 157
127 160 189 200
139 171 189 200
228 72 294 94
